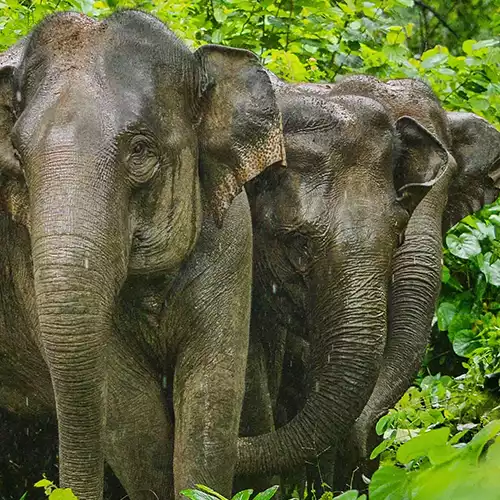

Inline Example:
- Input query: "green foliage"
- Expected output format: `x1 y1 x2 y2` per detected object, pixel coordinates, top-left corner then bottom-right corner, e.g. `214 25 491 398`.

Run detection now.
368 420 500 500
440 203 500 362
393 0 500 55
181 485 367 500
374 198 500 473
33 476 78 500
181 484 279 500
0 0 498 127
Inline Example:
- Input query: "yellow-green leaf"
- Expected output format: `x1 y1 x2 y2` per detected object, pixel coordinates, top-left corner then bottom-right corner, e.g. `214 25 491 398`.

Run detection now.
462 39 477 55
34 479 54 488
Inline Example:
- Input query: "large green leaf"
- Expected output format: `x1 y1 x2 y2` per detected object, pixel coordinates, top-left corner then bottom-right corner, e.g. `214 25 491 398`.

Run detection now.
252 486 279 500
396 427 450 464
49 490 78 500
436 302 457 331
370 436 395 459
460 420 500 463
452 329 481 357
447 313 474 337
231 490 253 500
181 489 220 500
478 252 500 286
445 233 482 259
369 466 411 500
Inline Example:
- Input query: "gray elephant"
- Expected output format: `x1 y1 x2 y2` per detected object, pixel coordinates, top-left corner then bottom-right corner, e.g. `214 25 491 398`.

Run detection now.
235 73 452 479
328 76 500 490
235 74 500 490
0 10 285 500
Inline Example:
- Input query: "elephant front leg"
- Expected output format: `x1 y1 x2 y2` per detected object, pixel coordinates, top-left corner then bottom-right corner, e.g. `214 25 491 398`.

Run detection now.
167 190 253 497
235 336 278 494
105 337 174 500
173 348 248 497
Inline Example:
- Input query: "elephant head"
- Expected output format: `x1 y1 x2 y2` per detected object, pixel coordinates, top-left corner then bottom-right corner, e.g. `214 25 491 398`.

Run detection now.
0 11 284 498
337 110 500 489
237 80 453 475
444 112 500 230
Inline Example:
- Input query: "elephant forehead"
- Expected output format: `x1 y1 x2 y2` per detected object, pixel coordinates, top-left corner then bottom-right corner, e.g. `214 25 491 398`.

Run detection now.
25 12 106 71
279 88 392 137
280 91 394 167
278 89 346 134
329 94 392 132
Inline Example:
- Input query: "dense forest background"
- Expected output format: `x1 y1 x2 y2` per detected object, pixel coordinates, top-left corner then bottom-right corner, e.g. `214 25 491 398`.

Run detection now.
0 0 499 499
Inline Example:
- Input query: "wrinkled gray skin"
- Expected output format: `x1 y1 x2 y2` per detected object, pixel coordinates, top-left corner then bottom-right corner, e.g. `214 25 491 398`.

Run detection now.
238 74 500 490
330 77 500 491
0 11 285 500
235 73 457 479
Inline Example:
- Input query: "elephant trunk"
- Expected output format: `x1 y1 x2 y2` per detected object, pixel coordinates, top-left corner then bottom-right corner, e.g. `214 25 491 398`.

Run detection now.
30 153 127 499
349 166 454 471
237 237 389 475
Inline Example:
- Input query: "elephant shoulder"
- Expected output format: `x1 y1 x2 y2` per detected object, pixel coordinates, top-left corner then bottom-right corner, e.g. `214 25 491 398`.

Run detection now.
174 190 253 290
162 191 253 344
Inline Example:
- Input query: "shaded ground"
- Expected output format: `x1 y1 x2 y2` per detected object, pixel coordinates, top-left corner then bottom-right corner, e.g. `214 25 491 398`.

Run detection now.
0 410 125 500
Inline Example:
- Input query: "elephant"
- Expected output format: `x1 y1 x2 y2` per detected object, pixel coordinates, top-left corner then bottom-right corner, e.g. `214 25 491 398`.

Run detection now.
0 10 285 500
235 72 457 482
329 77 500 490
237 74 500 492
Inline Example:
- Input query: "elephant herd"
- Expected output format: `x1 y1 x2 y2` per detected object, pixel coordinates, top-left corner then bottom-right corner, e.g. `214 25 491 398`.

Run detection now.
0 9 499 500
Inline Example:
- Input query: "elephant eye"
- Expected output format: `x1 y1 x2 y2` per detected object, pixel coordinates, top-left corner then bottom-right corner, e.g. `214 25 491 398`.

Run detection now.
132 141 147 156
130 136 152 160
127 134 160 186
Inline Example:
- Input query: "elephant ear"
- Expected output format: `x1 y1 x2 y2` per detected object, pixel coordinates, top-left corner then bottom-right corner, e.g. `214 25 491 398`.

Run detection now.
0 39 27 223
442 112 500 231
393 115 450 214
195 44 286 227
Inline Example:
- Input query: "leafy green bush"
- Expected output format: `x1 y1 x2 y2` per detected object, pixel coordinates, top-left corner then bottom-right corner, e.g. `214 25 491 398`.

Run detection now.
371 373 500 463
178 419 500 500
181 484 279 500
375 201 500 458
369 420 500 500
439 202 500 366
32 477 77 500
180 483 367 500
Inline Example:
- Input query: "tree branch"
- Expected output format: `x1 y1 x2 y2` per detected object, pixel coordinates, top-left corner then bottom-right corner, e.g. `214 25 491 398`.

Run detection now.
285 0 293 50
239 4 257 36
415 0 460 39
427 1 457 40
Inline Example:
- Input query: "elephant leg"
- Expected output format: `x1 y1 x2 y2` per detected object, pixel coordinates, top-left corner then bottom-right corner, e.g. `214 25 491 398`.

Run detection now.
173 345 248 498
235 337 278 494
157 191 253 497
240 336 275 437
105 341 173 500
